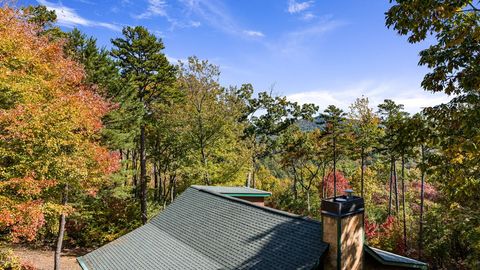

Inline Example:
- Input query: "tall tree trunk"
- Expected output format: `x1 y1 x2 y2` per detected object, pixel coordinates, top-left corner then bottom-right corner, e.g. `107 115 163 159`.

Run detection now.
201 145 210 185
361 147 365 198
54 184 68 270
251 153 256 189
132 149 138 195
140 124 147 225
401 155 407 250
393 158 399 214
388 157 393 215
419 145 426 259
292 166 298 201
306 191 311 213
321 163 326 199
153 163 158 201
333 134 337 198
125 150 130 186
157 162 163 204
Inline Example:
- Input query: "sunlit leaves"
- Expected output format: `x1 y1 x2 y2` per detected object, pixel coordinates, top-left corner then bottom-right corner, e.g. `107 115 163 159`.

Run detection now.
0 6 118 242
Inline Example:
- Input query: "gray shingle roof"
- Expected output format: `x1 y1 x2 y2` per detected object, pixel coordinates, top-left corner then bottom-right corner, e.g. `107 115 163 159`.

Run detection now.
78 186 327 270
192 185 272 197
365 245 428 269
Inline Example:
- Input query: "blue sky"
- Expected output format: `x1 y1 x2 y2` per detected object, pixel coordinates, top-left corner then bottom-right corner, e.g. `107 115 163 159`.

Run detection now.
22 0 450 113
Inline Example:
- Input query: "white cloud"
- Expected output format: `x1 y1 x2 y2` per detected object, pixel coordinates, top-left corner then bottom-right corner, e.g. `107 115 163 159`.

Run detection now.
302 12 315 20
288 0 314 14
134 0 167 19
243 30 265 37
286 80 452 114
37 0 121 31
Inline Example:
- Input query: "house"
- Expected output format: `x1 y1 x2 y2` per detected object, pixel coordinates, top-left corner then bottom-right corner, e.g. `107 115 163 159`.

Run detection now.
77 186 427 270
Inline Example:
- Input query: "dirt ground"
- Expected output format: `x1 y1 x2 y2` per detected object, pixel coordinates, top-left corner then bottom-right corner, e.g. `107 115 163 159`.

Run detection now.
11 246 83 270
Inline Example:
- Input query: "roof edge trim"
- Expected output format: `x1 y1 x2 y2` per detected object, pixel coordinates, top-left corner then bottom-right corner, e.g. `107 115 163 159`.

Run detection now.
364 245 428 269
76 257 89 270
223 193 271 197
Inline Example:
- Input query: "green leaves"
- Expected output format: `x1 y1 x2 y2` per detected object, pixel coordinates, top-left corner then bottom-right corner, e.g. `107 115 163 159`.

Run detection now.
386 0 480 95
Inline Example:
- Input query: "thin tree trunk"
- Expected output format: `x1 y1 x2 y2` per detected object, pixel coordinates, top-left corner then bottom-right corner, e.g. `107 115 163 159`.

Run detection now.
132 149 138 194
153 163 158 201
54 184 68 270
125 150 130 186
388 158 393 215
361 147 365 198
321 163 326 199
394 158 399 214
333 135 337 198
306 191 311 213
140 124 147 224
201 146 210 185
401 155 407 250
157 162 163 203
419 145 426 259
292 166 298 201
252 153 256 189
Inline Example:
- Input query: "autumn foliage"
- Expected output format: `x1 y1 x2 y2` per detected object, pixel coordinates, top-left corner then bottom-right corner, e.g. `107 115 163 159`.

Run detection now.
323 171 351 198
0 6 118 242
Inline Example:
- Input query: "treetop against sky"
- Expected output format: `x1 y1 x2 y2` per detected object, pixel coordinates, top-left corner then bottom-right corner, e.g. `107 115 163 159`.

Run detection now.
22 0 450 113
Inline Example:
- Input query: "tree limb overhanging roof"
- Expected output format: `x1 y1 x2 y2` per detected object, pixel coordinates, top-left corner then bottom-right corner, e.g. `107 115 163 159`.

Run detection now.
77 186 327 270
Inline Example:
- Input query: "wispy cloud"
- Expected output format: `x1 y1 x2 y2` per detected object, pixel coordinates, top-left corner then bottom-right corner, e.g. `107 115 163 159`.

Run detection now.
179 0 263 38
288 0 314 14
268 16 344 56
134 0 167 19
287 80 452 113
37 0 121 31
243 30 265 38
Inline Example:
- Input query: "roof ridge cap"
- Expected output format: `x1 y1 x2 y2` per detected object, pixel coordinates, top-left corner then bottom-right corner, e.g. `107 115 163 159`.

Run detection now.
190 186 320 225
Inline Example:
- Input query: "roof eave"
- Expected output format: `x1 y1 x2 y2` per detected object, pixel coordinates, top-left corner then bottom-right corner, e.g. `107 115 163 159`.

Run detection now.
77 256 89 270
364 245 428 270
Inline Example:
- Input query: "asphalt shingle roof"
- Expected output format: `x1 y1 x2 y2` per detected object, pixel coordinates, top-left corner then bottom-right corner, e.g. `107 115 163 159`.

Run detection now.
192 185 272 197
78 186 327 270
365 245 428 269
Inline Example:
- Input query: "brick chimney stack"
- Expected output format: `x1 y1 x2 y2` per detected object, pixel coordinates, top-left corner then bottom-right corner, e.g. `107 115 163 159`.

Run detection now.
321 189 365 270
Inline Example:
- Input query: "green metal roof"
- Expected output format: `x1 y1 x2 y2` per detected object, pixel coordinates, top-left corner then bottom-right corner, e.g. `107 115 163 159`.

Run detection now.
365 245 428 269
78 186 326 270
191 185 272 197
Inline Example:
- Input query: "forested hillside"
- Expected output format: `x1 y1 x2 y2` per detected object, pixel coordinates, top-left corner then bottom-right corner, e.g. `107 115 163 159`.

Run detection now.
0 1 479 269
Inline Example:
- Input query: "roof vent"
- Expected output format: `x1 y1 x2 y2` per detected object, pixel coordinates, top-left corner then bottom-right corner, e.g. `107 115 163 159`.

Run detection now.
345 189 354 200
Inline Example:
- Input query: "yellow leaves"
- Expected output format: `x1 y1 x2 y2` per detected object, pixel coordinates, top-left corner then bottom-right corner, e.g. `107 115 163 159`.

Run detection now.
452 153 465 164
0 5 119 242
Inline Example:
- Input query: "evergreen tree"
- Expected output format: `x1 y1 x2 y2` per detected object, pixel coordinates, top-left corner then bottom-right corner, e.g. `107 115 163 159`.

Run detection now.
111 26 177 224
320 105 347 198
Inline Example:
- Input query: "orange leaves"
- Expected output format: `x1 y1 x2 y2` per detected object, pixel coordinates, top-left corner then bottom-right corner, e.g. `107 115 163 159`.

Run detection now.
0 5 120 243
0 175 56 197
0 200 45 242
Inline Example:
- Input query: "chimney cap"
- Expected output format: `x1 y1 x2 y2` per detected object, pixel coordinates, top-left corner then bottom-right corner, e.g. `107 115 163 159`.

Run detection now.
321 195 364 217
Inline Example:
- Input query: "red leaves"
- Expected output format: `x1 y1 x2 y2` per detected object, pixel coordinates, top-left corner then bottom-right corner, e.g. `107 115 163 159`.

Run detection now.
365 218 379 239
323 170 351 197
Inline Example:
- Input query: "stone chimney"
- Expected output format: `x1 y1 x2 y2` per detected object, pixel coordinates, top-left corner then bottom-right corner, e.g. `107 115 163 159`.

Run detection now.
321 189 365 270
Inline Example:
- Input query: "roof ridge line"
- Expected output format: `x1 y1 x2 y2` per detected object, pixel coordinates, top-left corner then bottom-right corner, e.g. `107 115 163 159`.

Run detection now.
190 186 321 224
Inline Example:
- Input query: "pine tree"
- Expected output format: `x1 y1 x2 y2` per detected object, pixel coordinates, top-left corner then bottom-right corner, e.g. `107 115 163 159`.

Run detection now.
111 26 177 224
